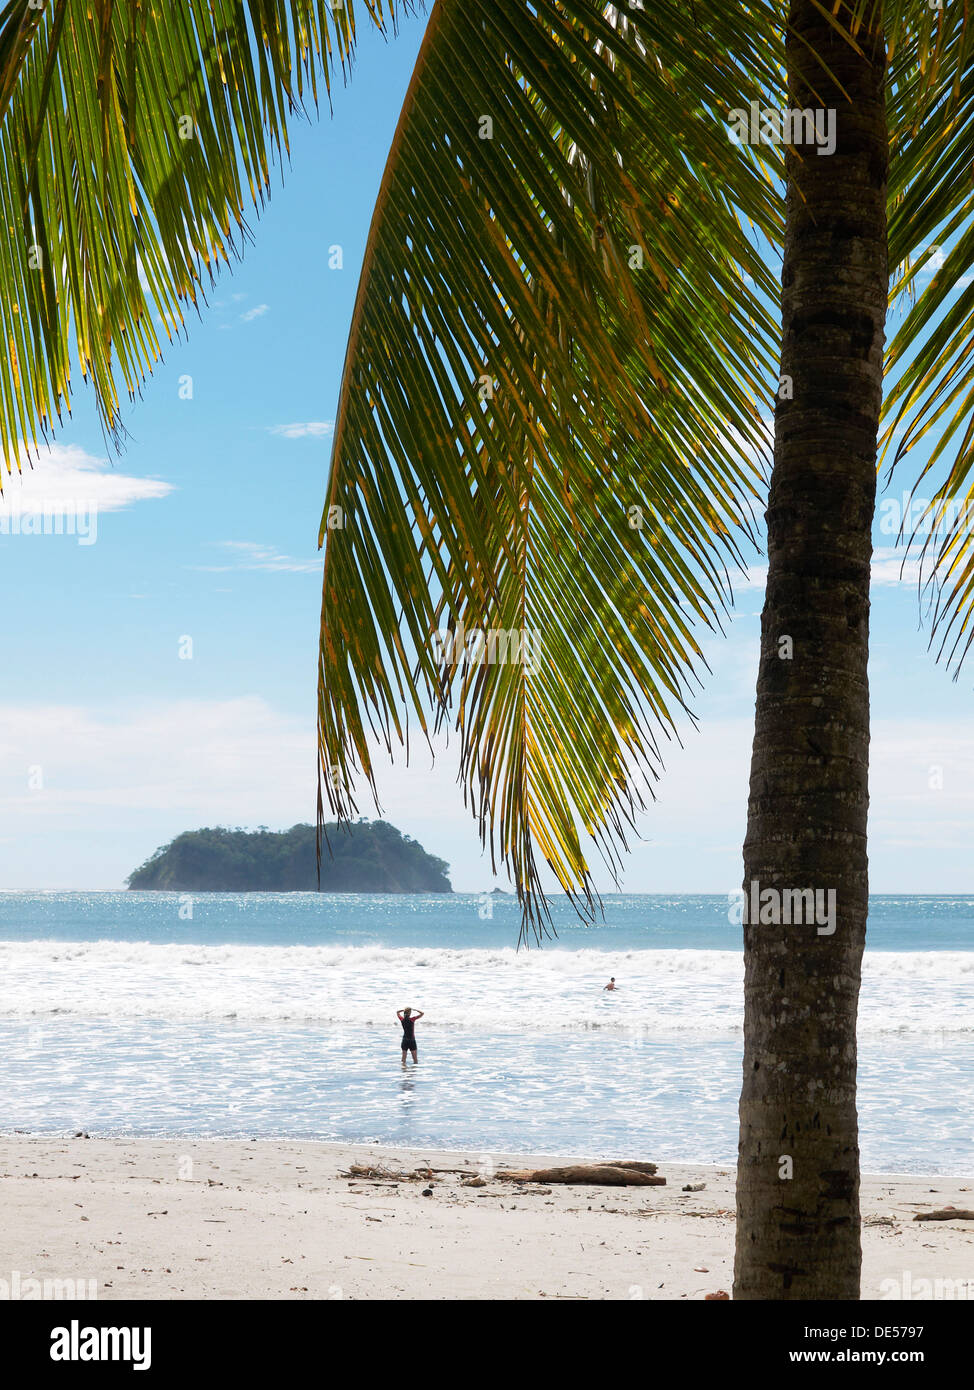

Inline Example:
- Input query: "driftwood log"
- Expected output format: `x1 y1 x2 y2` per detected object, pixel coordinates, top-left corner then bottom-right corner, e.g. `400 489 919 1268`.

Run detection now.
498 1163 665 1187
913 1208 974 1222
344 1159 664 1188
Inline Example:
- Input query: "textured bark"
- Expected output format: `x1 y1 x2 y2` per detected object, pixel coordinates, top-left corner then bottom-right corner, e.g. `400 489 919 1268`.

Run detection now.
734 1 888 1300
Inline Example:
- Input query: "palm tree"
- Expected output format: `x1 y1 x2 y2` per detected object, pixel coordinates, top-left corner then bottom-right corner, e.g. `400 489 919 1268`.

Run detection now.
734 1 889 1302
1 0 972 1300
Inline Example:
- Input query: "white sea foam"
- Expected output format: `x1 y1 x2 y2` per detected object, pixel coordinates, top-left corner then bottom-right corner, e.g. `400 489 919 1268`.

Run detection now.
1 941 971 1037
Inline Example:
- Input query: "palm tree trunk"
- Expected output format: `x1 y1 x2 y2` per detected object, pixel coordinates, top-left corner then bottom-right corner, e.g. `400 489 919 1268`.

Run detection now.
734 0 889 1299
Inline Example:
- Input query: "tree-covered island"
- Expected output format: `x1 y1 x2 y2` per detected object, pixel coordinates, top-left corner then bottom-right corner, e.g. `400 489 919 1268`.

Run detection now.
126 820 451 893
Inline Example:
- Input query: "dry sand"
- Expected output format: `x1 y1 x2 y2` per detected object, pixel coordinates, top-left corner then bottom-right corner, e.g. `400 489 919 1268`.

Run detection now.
2 1136 973 1300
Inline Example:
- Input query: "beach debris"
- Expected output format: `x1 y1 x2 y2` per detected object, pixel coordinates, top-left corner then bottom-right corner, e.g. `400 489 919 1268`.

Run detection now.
682 1183 706 1192
344 1164 417 1183
694 1267 710 1273
421 1187 434 1197
914 1207 974 1222
417 1166 479 1177
705 1291 730 1300
499 1163 664 1187
461 1176 487 1188
72 1131 90 1139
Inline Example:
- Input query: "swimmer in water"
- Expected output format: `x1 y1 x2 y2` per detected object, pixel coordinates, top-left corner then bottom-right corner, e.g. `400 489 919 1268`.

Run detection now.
603 977 619 991
398 1006 424 1063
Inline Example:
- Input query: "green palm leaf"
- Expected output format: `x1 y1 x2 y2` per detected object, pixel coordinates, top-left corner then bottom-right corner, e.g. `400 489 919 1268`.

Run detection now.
317 0 784 936
880 3 974 669
795 5 974 671
0 0 394 475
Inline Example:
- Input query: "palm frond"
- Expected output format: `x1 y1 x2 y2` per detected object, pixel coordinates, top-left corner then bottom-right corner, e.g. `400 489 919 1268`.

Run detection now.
879 4 974 670
317 0 784 936
0 0 394 475
803 4 974 672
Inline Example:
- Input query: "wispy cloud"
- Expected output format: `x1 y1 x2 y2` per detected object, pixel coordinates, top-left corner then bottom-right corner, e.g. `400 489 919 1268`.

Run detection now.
194 541 322 575
870 546 924 587
240 303 270 322
0 444 172 517
0 697 314 821
268 421 334 439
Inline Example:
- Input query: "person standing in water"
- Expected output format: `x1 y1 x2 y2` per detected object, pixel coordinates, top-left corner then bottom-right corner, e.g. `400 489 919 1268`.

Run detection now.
397 1006 424 1063
603 977 619 991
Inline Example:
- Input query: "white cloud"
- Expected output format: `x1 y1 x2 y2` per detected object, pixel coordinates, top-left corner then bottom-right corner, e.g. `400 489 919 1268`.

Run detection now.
194 541 322 575
269 421 334 439
0 444 172 517
2 685 973 892
736 563 768 591
240 303 270 322
0 699 480 889
870 546 924 587
0 698 313 821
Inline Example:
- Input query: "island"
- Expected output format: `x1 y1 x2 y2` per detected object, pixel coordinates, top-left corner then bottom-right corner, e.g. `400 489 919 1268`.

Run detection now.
126 820 451 893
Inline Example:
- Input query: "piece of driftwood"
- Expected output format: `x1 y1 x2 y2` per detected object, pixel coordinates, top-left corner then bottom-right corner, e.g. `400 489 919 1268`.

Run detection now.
498 1164 665 1187
913 1208 974 1222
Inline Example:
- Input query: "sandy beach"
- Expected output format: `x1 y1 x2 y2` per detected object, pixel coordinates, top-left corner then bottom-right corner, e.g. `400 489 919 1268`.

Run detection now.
2 1136 972 1300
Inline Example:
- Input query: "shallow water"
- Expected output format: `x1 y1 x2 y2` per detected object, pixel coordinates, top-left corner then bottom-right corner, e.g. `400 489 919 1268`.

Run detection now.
0 893 971 1171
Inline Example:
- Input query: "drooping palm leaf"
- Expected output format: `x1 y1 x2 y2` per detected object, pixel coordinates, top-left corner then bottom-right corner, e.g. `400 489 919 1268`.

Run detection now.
879 2 974 668
796 4 974 669
0 0 395 475
316 0 786 935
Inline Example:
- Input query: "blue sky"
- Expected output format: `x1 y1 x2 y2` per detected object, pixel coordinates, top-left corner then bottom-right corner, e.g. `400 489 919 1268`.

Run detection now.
1 10 972 894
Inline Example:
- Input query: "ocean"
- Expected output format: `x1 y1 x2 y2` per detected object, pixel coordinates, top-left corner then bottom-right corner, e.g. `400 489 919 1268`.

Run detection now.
1 892 971 1172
